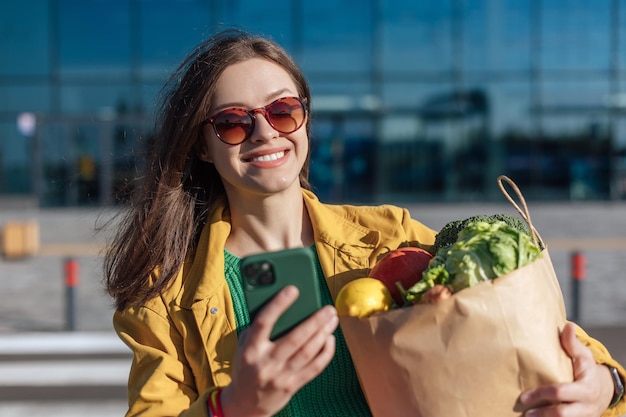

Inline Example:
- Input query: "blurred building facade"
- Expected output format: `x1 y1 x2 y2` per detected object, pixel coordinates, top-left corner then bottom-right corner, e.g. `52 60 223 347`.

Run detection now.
1 0 626 206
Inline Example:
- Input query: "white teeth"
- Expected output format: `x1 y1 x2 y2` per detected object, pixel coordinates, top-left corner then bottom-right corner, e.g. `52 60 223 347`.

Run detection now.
250 151 285 162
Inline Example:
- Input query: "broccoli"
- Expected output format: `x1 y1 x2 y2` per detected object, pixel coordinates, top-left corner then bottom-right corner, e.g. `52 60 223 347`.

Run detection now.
433 213 531 253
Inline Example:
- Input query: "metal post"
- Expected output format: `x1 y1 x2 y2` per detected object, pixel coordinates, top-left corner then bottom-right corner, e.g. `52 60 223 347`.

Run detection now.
64 258 79 331
570 251 586 323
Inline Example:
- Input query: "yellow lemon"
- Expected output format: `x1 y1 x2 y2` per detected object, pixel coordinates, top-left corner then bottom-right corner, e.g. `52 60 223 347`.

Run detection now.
335 277 394 318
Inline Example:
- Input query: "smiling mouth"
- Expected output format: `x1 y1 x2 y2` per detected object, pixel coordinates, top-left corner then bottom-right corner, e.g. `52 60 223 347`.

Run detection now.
247 151 286 162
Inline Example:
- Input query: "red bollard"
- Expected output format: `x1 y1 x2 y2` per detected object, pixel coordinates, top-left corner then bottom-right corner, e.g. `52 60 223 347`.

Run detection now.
64 258 79 331
571 252 587 281
65 258 79 287
570 251 586 323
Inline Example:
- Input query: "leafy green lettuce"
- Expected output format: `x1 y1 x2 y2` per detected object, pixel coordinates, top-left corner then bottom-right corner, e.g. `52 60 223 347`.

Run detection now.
406 220 541 303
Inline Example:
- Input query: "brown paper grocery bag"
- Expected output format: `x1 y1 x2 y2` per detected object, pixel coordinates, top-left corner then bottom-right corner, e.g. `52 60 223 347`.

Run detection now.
339 176 573 417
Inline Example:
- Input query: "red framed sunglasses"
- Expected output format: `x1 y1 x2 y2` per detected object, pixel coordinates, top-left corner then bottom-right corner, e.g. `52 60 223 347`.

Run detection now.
203 96 308 145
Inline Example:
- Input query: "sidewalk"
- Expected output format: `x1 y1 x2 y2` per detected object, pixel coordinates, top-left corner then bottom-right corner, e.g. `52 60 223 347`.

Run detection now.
0 331 129 417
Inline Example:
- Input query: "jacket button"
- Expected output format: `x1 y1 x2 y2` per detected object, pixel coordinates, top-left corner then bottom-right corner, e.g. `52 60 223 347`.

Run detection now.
210 307 218 314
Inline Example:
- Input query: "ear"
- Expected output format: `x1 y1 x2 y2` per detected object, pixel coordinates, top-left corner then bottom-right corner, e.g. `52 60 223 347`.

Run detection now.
195 139 213 163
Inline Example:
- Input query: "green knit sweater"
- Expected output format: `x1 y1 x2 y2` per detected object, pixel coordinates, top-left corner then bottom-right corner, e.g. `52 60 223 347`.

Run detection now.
224 246 372 417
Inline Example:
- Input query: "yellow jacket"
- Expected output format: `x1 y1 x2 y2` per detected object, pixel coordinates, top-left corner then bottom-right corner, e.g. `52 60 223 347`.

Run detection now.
114 189 625 417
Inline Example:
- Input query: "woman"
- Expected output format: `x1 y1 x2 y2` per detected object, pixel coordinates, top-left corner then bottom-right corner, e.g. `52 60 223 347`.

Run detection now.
105 29 625 417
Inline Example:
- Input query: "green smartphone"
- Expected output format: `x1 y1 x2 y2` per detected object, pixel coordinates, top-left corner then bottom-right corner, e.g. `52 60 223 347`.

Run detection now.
240 247 323 341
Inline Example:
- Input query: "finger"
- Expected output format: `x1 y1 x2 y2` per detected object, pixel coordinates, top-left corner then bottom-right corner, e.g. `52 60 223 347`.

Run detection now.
523 401 587 417
560 322 595 380
284 335 337 390
279 309 339 370
521 324 597 407
271 305 338 360
248 285 299 343
521 379 594 408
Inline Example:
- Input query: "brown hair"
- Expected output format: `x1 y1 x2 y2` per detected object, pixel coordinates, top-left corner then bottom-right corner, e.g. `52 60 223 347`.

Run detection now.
104 29 312 310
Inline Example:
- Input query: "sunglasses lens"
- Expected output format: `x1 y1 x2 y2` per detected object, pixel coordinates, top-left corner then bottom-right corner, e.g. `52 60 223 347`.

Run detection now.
212 109 253 144
208 97 306 144
267 97 306 134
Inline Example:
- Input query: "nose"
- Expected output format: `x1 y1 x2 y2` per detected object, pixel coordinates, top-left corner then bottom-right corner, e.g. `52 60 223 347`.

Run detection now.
249 111 278 142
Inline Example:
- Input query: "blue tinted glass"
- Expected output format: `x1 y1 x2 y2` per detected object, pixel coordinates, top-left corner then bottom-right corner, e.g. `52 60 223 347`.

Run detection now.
309 78 373 115
382 1 453 72
540 0 611 71
462 0 531 71
0 123 32 193
301 0 373 72
621 5 626 70
60 84 132 114
140 0 213 75
542 79 610 109
58 0 131 73
217 0 294 49
0 86 51 113
0 1 50 75
616 120 626 151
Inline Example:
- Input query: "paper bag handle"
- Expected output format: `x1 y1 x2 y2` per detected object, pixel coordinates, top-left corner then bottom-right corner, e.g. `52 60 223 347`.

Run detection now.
497 175 544 249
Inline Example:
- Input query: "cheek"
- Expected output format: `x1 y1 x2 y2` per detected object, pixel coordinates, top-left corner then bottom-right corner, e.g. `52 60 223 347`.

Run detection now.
296 133 310 163
211 147 242 177
203 135 238 166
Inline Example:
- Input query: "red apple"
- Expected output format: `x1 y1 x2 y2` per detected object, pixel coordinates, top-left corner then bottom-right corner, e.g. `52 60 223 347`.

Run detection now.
369 247 433 305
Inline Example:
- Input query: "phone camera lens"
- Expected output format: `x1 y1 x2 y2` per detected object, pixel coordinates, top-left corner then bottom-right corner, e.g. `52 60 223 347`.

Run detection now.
243 263 260 277
258 270 275 285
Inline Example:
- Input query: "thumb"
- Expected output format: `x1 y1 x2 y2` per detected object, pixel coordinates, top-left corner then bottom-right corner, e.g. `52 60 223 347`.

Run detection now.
560 322 593 379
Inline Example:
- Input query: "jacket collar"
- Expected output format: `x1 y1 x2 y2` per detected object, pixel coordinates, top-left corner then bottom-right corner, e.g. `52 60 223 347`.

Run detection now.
301 189 380 253
179 189 381 308
179 195 231 308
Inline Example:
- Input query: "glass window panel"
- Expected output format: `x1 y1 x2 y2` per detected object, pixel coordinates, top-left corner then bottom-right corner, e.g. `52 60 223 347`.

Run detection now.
142 81 166 120
541 79 611 110
620 3 626 70
537 80 612 200
300 1 373 73
479 82 534 195
310 78 372 97
0 2 50 75
540 0 611 71
0 123 33 193
541 112 612 199
494 83 534 139
309 115 376 202
36 122 87 206
58 0 131 75
541 113 610 138
383 82 456 110
217 0 295 49
140 0 213 78
381 1 454 72
462 0 532 71
0 86 51 113
308 78 374 115
60 84 132 114
616 119 626 151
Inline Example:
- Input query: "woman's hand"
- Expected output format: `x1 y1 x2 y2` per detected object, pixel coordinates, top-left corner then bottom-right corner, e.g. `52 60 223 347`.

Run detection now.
220 285 338 417
520 322 614 417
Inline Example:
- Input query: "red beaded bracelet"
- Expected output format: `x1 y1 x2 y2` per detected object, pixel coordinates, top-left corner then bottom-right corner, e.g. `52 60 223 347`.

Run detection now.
207 388 224 417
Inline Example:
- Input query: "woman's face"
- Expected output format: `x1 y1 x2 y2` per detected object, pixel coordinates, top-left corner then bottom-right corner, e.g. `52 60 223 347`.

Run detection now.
200 58 309 199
